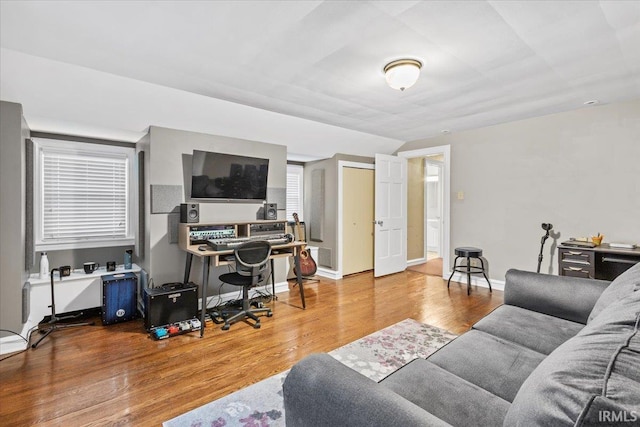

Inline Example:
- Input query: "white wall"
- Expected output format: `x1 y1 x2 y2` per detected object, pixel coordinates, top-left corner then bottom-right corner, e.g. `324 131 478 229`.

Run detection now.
397 99 640 280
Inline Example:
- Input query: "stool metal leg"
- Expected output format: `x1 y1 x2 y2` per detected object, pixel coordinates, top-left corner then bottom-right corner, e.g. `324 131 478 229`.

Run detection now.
479 257 492 292
466 256 472 295
447 256 460 288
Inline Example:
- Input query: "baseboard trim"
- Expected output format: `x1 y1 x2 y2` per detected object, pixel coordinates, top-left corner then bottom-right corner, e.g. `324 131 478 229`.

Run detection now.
445 271 505 291
316 267 341 280
199 280 290 310
407 258 427 267
0 334 31 355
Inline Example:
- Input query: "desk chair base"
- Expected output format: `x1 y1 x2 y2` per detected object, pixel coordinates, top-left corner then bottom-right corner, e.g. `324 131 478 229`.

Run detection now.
220 287 272 330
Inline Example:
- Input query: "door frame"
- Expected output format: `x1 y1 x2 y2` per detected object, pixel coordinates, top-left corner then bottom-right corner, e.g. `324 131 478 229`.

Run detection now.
397 145 451 278
424 158 444 256
337 160 375 279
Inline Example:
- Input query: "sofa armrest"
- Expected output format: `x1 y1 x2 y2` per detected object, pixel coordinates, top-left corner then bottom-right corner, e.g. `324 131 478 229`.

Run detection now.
504 269 610 324
283 353 451 427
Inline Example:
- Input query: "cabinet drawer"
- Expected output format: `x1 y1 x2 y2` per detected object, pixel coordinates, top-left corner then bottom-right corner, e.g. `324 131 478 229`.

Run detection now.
559 249 594 265
560 265 594 279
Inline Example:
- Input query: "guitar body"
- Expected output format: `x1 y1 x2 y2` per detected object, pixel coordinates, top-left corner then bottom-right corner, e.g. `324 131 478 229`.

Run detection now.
292 213 318 277
296 248 318 277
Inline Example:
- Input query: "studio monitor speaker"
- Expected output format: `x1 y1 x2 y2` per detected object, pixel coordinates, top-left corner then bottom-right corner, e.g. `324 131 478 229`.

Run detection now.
180 203 199 223
264 203 277 220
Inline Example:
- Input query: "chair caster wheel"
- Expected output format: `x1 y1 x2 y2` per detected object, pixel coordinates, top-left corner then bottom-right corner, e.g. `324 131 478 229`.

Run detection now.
221 324 230 331
267 312 273 317
253 323 261 329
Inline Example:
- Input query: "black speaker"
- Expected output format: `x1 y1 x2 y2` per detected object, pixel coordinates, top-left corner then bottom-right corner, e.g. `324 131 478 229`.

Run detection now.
180 203 199 223
144 282 198 330
264 203 277 220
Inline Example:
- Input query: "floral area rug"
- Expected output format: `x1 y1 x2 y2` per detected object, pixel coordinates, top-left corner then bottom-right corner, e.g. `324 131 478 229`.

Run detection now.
163 319 456 427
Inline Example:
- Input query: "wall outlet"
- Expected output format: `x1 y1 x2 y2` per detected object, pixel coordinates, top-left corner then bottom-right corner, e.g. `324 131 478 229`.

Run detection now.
457 191 464 200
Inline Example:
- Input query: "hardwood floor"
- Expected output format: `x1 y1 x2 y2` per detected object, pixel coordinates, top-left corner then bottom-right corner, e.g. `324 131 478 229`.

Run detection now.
0 271 502 426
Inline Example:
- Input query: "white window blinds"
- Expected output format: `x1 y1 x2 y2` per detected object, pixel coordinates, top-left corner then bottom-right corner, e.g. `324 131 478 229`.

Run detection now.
286 164 304 222
34 138 135 250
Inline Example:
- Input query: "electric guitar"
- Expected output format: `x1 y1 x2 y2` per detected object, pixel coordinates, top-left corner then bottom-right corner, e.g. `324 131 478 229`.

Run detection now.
292 213 317 277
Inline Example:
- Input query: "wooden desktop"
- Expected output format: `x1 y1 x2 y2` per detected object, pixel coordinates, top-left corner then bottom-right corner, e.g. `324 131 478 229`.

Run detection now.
178 221 308 337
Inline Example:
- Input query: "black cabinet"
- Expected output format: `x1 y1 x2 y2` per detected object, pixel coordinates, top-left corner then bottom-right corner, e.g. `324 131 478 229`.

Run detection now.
558 244 640 281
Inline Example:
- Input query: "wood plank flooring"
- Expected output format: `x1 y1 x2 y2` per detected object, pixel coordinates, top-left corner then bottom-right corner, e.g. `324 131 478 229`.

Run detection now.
0 271 502 426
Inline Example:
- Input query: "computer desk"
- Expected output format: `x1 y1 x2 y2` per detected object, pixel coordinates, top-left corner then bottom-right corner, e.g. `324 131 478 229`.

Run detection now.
181 240 308 337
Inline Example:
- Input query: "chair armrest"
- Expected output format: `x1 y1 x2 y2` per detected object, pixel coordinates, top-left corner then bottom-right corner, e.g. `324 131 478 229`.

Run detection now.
504 269 610 324
283 353 451 427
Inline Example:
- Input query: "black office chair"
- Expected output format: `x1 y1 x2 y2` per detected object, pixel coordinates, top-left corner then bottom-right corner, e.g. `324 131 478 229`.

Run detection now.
219 240 273 330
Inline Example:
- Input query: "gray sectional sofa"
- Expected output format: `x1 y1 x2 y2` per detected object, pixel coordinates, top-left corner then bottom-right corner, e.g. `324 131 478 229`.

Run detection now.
283 263 640 426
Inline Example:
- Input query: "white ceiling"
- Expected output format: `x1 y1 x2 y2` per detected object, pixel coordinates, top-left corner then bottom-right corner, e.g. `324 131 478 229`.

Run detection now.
1 1 640 157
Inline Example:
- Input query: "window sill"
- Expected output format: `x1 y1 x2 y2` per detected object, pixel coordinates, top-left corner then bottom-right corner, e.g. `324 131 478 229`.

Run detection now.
35 238 136 252
28 263 141 286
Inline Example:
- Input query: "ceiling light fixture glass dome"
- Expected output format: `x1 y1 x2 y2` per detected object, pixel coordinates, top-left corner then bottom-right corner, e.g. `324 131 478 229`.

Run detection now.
384 59 422 91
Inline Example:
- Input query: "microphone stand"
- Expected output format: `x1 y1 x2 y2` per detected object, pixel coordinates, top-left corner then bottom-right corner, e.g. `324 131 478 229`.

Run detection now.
31 268 95 349
537 224 553 273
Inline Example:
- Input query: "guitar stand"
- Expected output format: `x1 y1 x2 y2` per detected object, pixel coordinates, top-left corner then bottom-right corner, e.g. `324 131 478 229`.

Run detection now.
31 268 95 349
296 276 320 285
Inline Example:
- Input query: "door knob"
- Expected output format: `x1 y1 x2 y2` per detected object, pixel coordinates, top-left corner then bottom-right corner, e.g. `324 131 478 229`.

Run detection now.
373 220 383 226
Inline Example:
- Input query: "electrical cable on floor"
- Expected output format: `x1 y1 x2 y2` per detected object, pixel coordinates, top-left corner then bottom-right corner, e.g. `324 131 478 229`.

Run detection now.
0 326 39 362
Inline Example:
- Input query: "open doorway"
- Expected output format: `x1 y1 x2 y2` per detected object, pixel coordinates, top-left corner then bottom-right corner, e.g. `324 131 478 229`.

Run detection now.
398 146 450 278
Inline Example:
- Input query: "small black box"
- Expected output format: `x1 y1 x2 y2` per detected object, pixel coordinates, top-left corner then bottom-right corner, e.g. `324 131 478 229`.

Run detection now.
144 282 198 330
102 272 138 325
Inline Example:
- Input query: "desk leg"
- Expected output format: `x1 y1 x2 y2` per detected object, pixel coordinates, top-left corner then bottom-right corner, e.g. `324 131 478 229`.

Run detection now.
270 258 277 301
184 252 193 284
200 255 210 338
294 250 306 309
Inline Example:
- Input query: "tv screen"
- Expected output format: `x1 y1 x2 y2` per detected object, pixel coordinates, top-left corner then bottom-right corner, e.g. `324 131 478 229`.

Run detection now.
191 150 269 201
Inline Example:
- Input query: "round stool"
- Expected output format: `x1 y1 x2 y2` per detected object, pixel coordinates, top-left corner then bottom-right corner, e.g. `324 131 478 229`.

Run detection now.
447 247 492 295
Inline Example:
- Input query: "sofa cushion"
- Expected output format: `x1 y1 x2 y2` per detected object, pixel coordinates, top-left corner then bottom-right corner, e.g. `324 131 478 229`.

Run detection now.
426 330 545 402
504 290 640 426
473 305 583 354
283 353 452 427
380 358 510 427
588 262 640 322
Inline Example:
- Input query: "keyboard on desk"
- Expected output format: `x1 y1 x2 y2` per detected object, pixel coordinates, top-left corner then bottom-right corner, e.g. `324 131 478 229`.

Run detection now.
206 233 293 251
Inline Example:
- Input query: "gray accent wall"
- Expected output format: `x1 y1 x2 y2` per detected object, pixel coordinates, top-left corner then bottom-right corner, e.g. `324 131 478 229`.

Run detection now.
142 126 287 294
0 101 29 336
396 99 640 280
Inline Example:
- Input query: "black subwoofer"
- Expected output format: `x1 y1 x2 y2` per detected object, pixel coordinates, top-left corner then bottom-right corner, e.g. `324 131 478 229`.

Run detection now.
180 203 199 223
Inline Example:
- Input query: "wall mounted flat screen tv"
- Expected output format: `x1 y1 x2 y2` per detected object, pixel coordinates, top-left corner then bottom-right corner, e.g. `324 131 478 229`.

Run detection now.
191 150 269 202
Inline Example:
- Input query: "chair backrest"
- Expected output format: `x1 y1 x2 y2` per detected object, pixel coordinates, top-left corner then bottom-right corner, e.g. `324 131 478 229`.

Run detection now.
234 240 272 285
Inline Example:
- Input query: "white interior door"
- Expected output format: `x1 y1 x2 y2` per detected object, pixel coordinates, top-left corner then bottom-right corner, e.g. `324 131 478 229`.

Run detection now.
374 154 407 277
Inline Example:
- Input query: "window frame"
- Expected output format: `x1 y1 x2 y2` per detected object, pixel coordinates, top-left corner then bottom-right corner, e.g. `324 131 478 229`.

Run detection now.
286 164 304 222
33 137 136 251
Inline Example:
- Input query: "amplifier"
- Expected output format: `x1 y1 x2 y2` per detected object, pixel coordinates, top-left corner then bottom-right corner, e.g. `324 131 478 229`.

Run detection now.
144 282 198 330
250 222 285 235
102 272 138 325
189 225 236 244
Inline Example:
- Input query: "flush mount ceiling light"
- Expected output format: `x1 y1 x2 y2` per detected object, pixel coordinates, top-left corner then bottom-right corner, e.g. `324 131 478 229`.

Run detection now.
384 59 422 91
